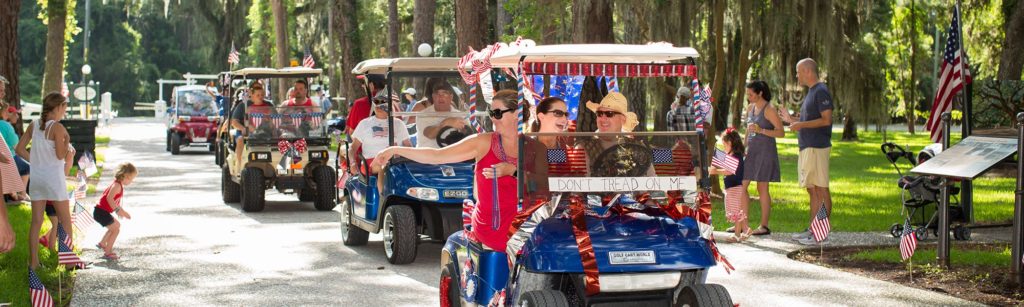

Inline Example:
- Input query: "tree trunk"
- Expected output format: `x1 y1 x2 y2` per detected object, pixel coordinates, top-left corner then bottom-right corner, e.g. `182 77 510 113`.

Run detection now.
842 114 858 141
0 0 21 116
618 2 649 131
413 0 436 54
538 0 559 44
455 0 489 56
388 0 400 58
333 0 363 102
271 0 290 99
651 0 682 132
42 0 68 96
998 0 1024 80
731 0 757 130
708 0 726 195
328 3 340 111
907 0 916 134
571 0 613 44
495 0 512 38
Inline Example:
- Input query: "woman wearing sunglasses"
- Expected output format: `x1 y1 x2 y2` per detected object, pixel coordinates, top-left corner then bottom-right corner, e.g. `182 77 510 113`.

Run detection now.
372 89 521 252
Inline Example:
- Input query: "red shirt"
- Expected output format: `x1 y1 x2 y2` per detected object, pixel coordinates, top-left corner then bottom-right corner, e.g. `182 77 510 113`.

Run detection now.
286 97 315 107
346 92 377 131
96 181 124 213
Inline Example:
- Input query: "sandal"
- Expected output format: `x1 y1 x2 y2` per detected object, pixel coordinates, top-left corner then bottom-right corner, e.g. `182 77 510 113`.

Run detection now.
740 228 754 240
725 235 742 243
751 226 772 236
101 252 119 260
96 243 105 250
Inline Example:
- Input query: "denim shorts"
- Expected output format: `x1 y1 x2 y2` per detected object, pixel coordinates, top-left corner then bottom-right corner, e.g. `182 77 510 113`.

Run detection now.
14 155 29 176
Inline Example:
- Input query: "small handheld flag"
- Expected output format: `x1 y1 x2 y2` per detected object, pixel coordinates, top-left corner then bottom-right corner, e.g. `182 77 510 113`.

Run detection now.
29 268 54 307
711 148 739 174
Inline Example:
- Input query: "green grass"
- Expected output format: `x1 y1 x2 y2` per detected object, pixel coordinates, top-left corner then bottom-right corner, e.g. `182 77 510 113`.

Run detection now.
95 135 110 145
0 204 77 305
711 129 1016 232
847 245 1011 267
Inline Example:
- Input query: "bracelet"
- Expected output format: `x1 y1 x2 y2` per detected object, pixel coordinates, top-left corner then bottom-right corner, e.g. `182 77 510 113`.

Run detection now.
113 207 121 213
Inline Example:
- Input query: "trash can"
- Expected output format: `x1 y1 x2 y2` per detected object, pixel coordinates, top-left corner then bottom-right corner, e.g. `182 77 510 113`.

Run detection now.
61 119 97 163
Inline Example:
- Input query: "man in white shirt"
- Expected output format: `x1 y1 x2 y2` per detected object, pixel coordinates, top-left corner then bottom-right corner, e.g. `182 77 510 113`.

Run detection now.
410 80 468 148
350 93 412 176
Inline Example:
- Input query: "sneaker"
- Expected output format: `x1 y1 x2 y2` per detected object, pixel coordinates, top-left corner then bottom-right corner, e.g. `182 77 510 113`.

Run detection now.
791 229 811 240
797 236 829 246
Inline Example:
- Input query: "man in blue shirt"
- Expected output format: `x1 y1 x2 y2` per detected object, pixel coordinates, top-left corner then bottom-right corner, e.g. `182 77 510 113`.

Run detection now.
780 58 834 245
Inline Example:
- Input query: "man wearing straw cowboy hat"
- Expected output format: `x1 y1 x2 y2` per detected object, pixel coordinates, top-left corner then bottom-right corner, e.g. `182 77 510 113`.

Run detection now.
577 92 655 177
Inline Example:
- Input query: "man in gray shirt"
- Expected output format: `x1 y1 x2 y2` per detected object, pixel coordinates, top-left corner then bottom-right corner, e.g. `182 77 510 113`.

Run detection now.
780 58 834 245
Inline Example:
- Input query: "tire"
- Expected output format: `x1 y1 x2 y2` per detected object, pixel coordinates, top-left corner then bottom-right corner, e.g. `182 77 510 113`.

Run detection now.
383 205 418 264
676 284 733 307
222 166 241 203
240 167 266 212
208 143 216 152
440 262 461 307
170 133 182 155
518 290 569 307
214 141 223 166
313 167 337 211
166 131 171 151
889 223 903 238
340 193 369 246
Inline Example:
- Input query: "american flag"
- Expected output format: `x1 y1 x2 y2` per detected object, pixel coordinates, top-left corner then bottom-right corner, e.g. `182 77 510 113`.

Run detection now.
271 113 283 128
291 113 303 129
653 145 694 176
899 220 917 261
57 223 73 250
228 42 240 65
926 6 971 144
309 112 323 127
78 152 97 177
546 148 587 176
711 148 739 174
29 268 54 307
57 225 87 269
462 199 475 231
73 202 94 232
810 205 831 242
371 126 387 138
692 85 713 133
73 172 88 200
303 46 315 68
251 113 264 127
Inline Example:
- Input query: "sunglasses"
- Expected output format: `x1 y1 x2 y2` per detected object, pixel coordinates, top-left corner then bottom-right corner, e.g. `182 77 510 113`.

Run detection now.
543 110 568 118
595 110 622 118
489 108 515 119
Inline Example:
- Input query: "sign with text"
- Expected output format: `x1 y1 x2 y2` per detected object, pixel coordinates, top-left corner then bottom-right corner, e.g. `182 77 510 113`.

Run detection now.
911 136 1018 179
549 176 697 192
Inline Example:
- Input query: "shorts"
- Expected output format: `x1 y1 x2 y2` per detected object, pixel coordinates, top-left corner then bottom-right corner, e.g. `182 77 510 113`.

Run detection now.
14 155 29 176
724 185 747 223
798 147 831 188
93 208 114 227
45 203 56 216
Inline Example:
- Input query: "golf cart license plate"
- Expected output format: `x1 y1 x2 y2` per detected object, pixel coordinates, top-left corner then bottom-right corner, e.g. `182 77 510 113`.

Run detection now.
443 190 468 199
609 251 656 265
194 137 207 142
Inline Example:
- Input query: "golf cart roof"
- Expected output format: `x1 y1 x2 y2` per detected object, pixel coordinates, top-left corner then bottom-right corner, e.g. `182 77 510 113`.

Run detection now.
352 57 462 75
172 84 215 92
476 44 699 68
230 67 323 79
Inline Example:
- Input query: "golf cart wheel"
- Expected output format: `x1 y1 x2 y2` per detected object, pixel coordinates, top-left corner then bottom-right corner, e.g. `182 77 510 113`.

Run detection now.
889 223 903 238
440 262 461 307
677 284 733 307
221 166 241 203
165 131 171 151
340 193 368 245
240 167 266 212
953 225 971 241
170 133 182 155
383 205 418 264
518 290 569 307
299 187 315 201
214 142 223 166
313 166 337 211
208 143 216 152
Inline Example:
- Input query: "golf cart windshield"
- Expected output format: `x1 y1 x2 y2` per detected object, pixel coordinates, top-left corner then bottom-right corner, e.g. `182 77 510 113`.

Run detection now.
521 132 703 210
244 106 327 142
388 75 488 147
176 89 217 116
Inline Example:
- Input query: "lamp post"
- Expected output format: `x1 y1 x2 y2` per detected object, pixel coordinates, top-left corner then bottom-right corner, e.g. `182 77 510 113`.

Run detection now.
81 64 92 119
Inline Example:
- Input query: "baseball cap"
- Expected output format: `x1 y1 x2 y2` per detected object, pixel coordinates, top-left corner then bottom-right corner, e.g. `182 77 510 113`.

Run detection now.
403 88 416 96
0 75 8 85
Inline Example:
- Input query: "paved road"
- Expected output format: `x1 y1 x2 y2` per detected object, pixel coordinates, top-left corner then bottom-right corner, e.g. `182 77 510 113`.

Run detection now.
73 118 982 306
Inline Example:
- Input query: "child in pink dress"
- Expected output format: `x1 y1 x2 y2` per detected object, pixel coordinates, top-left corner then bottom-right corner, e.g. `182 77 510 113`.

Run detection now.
711 128 750 242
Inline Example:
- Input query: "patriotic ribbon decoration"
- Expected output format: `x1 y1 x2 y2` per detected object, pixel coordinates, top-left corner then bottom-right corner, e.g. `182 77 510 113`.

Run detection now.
250 113 264 128
308 112 323 127
270 113 283 129
290 113 303 129
277 138 307 154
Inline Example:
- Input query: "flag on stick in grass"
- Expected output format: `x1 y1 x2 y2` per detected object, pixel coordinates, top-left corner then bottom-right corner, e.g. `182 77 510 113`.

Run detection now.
810 205 831 242
900 221 918 261
73 202 94 232
711 148 739 174
57 225 87 269
73 172 88 200
78 152 98 177
57 223 73 250
29 268 54 307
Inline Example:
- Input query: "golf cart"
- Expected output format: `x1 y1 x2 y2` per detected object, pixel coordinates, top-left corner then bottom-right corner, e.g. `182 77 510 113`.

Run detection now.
339 57 481 264
439 43 734 306
166 84 221 155
219 67 336 212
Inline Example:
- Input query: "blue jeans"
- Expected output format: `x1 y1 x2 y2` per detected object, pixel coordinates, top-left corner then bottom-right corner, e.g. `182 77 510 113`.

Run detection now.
14 155 29 176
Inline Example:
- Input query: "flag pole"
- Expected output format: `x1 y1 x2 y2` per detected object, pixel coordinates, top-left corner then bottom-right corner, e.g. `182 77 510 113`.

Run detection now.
955 0 969 137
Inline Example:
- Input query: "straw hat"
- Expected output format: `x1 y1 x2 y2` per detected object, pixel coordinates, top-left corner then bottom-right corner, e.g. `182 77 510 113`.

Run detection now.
585 92 639 132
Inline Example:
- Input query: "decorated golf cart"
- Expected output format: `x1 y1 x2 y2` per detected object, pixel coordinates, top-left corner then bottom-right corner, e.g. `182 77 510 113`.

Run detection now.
166 84 221 155
439 43 734 306
339 57 483 264
219 67 336 212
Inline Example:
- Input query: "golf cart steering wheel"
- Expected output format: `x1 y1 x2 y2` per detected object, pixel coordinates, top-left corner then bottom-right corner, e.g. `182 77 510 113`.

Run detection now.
436 125 469 148
591 143 652 177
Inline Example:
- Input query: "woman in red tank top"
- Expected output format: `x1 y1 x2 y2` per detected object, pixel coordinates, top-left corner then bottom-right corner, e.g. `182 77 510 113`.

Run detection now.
372 90 522 251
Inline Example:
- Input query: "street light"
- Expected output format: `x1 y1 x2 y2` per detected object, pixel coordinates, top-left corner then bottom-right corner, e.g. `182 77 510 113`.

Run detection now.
417 43 432 57
82 64 92 119
81 64 92 76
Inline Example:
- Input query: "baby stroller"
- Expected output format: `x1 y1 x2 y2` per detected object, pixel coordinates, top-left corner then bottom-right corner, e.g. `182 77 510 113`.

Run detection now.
881 142 971 241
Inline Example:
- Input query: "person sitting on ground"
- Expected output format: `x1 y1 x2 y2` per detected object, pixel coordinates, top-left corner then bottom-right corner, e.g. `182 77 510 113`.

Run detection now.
230 82 276 166
410 80 468 148
349 92 412 191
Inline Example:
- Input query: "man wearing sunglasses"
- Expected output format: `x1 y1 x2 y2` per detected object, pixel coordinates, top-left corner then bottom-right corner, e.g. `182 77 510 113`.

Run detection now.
411 81 468 148
350 92 412 193
578 92 654 177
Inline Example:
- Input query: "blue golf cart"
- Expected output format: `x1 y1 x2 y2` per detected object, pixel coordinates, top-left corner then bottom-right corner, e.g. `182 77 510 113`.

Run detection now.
439 43 734 306
339 58 485 264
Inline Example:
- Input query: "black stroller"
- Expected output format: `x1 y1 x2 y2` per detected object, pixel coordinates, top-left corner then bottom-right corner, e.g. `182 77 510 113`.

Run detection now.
881 142 972 241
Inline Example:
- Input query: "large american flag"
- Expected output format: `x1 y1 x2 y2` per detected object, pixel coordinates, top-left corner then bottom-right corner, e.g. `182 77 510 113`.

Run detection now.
926 6 971 144
711 148 739 174
810 205 831 242
303 46 315 68
57 225 87 269
228 42 240 65
29 268 54 307
899 220 918 261
546 148 587 176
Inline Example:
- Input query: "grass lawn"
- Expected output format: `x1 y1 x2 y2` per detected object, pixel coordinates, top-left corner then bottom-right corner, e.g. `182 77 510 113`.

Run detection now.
710 129 1016 232
847 244 1011 267
0 204 77 305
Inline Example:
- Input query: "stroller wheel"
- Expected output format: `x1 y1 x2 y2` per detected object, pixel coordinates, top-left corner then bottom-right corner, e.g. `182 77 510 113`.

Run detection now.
889 223 903 238
914 227 928 241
